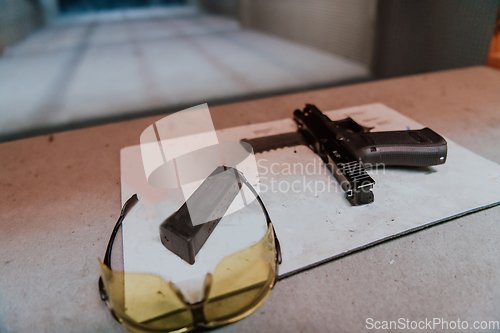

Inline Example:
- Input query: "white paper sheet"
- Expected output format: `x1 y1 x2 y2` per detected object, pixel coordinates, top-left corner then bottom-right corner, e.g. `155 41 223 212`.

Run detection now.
120 103 500 303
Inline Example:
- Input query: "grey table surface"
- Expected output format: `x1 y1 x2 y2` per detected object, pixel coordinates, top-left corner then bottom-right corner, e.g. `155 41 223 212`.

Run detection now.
1 66 500 332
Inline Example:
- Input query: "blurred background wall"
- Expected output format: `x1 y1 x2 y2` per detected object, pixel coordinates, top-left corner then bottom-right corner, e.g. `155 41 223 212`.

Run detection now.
1 0 499 141
198 0 376 67
374 0 500 78
196 0 239 19
239 0 376 67
0 0 48 53
197 0 500 76
2 0 499 71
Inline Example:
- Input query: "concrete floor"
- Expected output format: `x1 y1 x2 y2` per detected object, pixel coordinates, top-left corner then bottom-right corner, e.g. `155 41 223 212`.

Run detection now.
0 6 370 141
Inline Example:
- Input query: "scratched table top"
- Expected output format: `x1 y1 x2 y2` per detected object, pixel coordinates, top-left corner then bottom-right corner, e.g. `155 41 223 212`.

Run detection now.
1 66 500 332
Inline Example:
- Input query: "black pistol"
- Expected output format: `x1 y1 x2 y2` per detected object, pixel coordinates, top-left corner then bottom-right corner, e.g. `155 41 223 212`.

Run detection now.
243 104 447 206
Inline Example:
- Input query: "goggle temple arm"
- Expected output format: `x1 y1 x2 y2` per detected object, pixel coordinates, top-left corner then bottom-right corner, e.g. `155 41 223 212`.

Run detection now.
236 171 282 266
99 194 139 301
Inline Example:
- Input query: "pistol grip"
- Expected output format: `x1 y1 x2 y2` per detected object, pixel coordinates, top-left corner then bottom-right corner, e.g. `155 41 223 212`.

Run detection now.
356 128 447 167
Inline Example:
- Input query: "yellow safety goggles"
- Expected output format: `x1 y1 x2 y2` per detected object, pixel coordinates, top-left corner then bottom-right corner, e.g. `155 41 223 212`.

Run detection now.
98 181 282 332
